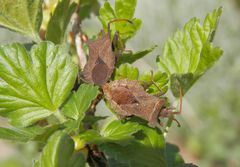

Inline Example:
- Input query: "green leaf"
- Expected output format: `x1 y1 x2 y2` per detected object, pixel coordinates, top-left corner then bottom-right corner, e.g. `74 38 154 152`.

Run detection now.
34 161 40 167
140 71 169 95
177 164 198 167
0 0 42 41
65 115 106 133
62 84 99 132
108 159 128 167
157 7 223 97
64 119 81 132
100 123 167 167
46 0 77 44
62 84 98 120
78 0 100 21
137 125 165 149
101 142 167 167
26 124 62 143
115 0 137 19
79 119 167 166
0 123 61 143
79 119 141 145
99 2 116 28
117 45 157 66
83 115 107 126
78 129 103 144
32 124 62 143
114 64 139 80
114 0 140 40
0 42 78 127
165 143 184 167
0 127 33 142
99 0 141 41
38 131 75 167
170 73 196 98
100 119 141 142
195 41 223 75
69 152 86 167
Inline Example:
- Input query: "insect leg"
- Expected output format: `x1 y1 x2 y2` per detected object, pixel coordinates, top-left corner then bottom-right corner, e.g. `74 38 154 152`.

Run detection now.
107 18 133 35
172 87 183 115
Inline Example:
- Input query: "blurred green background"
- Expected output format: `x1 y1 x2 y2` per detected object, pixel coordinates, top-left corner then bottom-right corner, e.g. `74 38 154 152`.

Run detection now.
0 0 240 167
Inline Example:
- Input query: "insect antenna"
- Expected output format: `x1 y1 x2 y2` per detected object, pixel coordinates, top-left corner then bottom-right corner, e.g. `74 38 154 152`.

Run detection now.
150 71 165 96
172 118 181 127
107 18 133 34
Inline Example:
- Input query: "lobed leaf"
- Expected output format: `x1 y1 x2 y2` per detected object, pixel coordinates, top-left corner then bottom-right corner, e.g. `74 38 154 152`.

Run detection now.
99 2 116 27
165 143 184 167
114 64 139 80
0 127 33 142
0 42 78 127
38 131 79 167
115 0 137 19
78 129 104 145
0 124 61 143
78 118 169 166
101 142 166 167
62 84 99 120
140 71 169 95
157 7 223 97
108 159 128 167
100 119 141 142
45 0 77 44
32 124 62 143
99 0 141 41
165 143 197 166
0 0 43 41
99 121 167 167
69 152 86 167
79 119 141 145
64 112 106 133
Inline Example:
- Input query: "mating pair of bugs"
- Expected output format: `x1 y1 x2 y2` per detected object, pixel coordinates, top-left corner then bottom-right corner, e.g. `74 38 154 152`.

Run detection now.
81 19 182 127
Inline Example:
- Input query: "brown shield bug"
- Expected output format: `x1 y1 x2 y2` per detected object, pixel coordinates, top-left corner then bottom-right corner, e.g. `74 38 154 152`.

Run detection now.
82 19 132 86
102 79 182 127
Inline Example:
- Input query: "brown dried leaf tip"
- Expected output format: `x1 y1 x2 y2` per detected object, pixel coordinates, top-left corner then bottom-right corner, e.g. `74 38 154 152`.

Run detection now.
82 31 115 86
103 79 182 127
